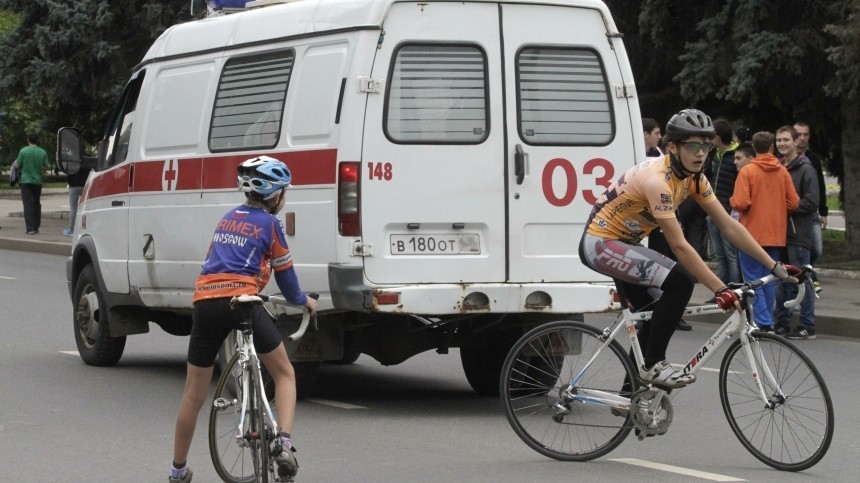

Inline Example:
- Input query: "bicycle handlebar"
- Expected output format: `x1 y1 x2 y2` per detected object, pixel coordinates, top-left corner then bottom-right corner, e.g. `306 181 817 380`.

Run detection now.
737 265 812 309
230 292 320 342
264 292 319 342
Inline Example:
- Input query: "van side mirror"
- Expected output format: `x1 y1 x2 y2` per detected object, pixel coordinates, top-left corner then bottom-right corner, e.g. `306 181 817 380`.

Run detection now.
56 127 97 175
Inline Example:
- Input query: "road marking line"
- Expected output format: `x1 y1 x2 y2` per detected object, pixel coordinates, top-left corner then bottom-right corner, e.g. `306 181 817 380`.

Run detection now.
610 458 745 481
59 351 79 356
305 398 367 410
0 276 17 280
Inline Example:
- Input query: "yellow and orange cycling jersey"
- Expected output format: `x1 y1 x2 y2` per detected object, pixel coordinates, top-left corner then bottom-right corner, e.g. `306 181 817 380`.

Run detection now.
586 155 717 244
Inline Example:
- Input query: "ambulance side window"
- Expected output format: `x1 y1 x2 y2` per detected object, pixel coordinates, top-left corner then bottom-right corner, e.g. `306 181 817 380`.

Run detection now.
516 46 614 146
209 49 295 151
99 71 146 170
385 43 489 144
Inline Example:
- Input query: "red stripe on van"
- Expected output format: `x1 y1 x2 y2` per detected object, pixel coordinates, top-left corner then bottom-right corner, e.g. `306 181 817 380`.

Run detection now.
133 158 204 192
201 149 337 189
82 149 338 202
86 165 130 200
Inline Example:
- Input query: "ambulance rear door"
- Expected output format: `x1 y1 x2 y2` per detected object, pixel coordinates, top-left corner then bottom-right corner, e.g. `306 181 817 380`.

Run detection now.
501 2 637 283
360 1 506 284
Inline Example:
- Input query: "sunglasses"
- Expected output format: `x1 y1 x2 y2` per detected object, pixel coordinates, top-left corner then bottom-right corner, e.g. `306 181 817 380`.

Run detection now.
681 141 714 153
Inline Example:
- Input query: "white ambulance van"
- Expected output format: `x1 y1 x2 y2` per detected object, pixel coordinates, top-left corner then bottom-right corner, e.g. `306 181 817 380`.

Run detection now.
57 0 644 395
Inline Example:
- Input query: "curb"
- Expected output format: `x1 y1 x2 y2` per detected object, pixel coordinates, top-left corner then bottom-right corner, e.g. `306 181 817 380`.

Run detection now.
0 236 71 256
687 312 860 340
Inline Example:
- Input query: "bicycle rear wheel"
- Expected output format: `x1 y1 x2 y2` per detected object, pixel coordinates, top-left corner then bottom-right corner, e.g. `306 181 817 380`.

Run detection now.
500 321 637 461
209 353 255 483
719 332 834 471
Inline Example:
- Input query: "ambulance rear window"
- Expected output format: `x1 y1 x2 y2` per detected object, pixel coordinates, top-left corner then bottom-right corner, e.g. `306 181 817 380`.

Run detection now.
209 49 295 151
517 46 614 145
385 43 489 144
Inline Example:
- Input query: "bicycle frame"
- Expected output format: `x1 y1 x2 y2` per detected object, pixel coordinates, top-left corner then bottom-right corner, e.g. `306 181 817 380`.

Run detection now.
231 328 279 446
565 273 806 412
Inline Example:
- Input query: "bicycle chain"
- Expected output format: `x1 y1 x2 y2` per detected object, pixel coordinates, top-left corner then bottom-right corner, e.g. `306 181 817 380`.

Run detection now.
630 388 673 437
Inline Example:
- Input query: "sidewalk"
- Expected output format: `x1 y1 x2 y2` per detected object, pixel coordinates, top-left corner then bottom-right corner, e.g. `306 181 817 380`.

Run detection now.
2 189 859 339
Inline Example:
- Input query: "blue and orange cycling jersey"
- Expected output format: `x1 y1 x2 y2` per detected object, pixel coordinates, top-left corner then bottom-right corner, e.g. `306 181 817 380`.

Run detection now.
193 205 296 303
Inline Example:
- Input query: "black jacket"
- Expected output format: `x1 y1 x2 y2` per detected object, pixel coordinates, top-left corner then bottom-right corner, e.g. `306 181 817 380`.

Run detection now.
784 155 820 249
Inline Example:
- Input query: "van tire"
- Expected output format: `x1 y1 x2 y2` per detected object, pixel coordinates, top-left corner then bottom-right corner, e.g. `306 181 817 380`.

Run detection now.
460 331 519 396
73 264 126 366
293 361 320 399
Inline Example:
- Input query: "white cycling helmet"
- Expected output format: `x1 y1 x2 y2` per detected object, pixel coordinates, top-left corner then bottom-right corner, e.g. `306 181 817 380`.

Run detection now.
236 156 292 201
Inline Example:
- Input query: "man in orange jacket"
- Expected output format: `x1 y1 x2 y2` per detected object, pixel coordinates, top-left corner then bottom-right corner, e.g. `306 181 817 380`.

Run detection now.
730 132 799 330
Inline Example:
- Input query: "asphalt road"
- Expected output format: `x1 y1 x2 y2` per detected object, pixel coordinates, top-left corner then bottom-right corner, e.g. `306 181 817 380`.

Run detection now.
1 249 857 482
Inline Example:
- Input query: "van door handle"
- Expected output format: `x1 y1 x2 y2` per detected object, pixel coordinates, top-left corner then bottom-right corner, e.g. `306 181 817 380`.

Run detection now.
514 144 526 185
112 200 125 207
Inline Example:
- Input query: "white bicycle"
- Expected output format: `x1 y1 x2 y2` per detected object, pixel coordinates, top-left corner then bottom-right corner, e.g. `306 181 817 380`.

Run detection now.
208 292 318 483
500 267 833 471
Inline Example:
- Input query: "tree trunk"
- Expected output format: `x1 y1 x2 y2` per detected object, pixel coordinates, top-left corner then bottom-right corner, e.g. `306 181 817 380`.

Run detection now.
843 96 860 258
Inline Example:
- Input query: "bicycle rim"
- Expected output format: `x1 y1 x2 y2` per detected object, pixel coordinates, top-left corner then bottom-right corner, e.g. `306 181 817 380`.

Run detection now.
719 332 834 471
500 321 636 461
209 353 255 483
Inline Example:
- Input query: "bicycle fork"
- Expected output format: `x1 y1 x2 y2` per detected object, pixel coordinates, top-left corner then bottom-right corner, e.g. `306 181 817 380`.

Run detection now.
740 332 787 409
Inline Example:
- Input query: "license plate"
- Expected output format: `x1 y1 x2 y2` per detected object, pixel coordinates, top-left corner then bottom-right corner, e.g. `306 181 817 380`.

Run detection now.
390 234 480 255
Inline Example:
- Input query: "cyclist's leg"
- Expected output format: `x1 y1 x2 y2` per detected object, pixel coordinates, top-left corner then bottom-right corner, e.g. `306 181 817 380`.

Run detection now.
252 307 297 436
581 233 695 386
173 299 231 472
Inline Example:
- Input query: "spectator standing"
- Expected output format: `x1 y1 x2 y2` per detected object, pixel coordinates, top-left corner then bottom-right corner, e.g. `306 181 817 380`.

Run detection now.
64 164 91 236
793 122 827 294
774 126 819 339
706 119 741 285
730 135 799 330
643 118 663 157
11 132 50 235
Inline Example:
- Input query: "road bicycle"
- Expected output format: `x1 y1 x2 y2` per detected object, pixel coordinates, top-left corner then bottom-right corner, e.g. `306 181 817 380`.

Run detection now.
209 292 318 483
500 267 834 471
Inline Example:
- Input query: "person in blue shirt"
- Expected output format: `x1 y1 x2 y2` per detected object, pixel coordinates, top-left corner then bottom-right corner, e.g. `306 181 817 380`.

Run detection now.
169 156 317 483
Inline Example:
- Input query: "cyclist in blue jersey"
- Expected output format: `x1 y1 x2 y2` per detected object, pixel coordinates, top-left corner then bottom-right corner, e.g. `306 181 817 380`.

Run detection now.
168 156 318 483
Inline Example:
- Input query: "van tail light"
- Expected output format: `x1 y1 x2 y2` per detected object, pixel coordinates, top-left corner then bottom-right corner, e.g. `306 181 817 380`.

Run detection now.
338 162 360 236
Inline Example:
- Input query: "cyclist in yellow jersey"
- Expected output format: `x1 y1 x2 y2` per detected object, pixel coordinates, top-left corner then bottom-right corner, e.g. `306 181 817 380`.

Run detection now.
579 108 800 388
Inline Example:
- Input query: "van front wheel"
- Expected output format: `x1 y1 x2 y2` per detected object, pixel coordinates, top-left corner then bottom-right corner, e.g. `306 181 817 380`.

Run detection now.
73 264 126 366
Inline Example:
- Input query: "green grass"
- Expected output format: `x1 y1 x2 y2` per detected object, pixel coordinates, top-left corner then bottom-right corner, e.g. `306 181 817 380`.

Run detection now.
817 229 860 270
826 194 841 212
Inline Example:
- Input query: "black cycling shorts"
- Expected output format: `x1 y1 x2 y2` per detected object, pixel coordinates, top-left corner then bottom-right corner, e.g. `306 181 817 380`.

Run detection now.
187 297 283 368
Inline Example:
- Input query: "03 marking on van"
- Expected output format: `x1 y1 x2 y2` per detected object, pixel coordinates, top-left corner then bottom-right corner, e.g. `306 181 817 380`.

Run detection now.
542 157 616 207
390 234 480 255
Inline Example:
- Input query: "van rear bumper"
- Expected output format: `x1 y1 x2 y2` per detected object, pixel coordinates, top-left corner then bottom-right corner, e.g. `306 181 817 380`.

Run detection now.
329 265 619 315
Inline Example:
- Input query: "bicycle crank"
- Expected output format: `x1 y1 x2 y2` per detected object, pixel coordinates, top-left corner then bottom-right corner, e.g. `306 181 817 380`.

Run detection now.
630 388 673 438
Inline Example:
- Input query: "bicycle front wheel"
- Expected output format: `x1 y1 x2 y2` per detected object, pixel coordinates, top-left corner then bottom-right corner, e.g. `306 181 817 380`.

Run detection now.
500 321 637 461
209 353 255 483
250 354 272 483
719 332 834 471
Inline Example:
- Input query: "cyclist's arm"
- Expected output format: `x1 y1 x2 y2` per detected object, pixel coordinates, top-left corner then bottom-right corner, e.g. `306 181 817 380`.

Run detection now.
703 202 778 274
274 267 308 306
657 216 725 292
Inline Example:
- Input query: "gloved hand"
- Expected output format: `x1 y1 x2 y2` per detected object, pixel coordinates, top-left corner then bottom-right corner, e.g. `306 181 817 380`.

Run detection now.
772 261 802 283
715 286 740 311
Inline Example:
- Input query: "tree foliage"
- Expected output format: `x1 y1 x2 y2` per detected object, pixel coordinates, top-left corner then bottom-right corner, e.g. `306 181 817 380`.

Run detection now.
0 0 189 148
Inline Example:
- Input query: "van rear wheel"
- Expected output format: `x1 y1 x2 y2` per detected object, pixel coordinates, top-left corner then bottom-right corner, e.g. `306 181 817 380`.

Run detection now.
460 330 520 396
73 264 126 366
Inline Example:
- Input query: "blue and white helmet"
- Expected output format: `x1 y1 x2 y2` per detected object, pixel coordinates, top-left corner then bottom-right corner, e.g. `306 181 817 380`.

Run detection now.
237 156 292 200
